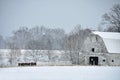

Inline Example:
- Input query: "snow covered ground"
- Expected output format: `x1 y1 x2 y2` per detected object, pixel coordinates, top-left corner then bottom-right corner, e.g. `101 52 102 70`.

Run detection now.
0 66 120 80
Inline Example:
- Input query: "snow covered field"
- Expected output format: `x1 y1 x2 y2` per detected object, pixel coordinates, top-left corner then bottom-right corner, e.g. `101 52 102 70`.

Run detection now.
0 66 120 80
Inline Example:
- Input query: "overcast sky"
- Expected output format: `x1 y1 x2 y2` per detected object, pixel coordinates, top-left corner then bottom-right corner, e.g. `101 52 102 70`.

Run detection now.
0 0 120 37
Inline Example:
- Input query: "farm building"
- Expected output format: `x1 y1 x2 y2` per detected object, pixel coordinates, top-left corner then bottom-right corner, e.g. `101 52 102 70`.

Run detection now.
80 31 120 66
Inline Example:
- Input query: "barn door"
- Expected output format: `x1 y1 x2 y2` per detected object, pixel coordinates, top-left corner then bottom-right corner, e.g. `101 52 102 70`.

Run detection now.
89 57 98 65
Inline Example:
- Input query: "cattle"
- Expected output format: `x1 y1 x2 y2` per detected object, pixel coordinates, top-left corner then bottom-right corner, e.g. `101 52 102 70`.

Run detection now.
18 62 36 66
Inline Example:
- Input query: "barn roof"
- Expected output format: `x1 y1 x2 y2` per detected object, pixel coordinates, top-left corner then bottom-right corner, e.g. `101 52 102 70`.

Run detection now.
92 31 120 53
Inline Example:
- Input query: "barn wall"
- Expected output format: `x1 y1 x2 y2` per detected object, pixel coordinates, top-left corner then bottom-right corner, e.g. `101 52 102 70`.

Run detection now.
82 34 108 53
82 53 108 66
106 53 120 66
79 52 120 66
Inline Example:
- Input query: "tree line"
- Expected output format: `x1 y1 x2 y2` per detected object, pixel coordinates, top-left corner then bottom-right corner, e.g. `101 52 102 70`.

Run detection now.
0 25 92 66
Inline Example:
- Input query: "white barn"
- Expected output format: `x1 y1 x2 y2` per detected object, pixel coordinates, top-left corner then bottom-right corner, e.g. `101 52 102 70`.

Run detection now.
80 31 120 66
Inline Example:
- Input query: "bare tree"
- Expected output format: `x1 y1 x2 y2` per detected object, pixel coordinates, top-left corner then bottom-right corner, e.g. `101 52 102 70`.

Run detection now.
46 37 52 62
12 27 31 49
6 37 21 66
0 53 3 67
25 39 42 63
65 25 91 64
0 35 5 49
101 4 120 32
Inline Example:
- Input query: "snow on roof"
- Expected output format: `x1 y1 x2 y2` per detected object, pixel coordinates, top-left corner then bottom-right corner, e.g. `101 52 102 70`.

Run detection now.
92 31 120 53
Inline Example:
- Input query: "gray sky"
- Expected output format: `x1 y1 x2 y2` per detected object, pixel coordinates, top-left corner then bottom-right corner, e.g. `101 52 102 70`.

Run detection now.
0 0 120 37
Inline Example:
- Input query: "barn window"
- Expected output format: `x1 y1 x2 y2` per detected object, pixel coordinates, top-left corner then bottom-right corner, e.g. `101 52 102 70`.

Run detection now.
103 59 105 62
92 48 95 52
112 60 114 62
